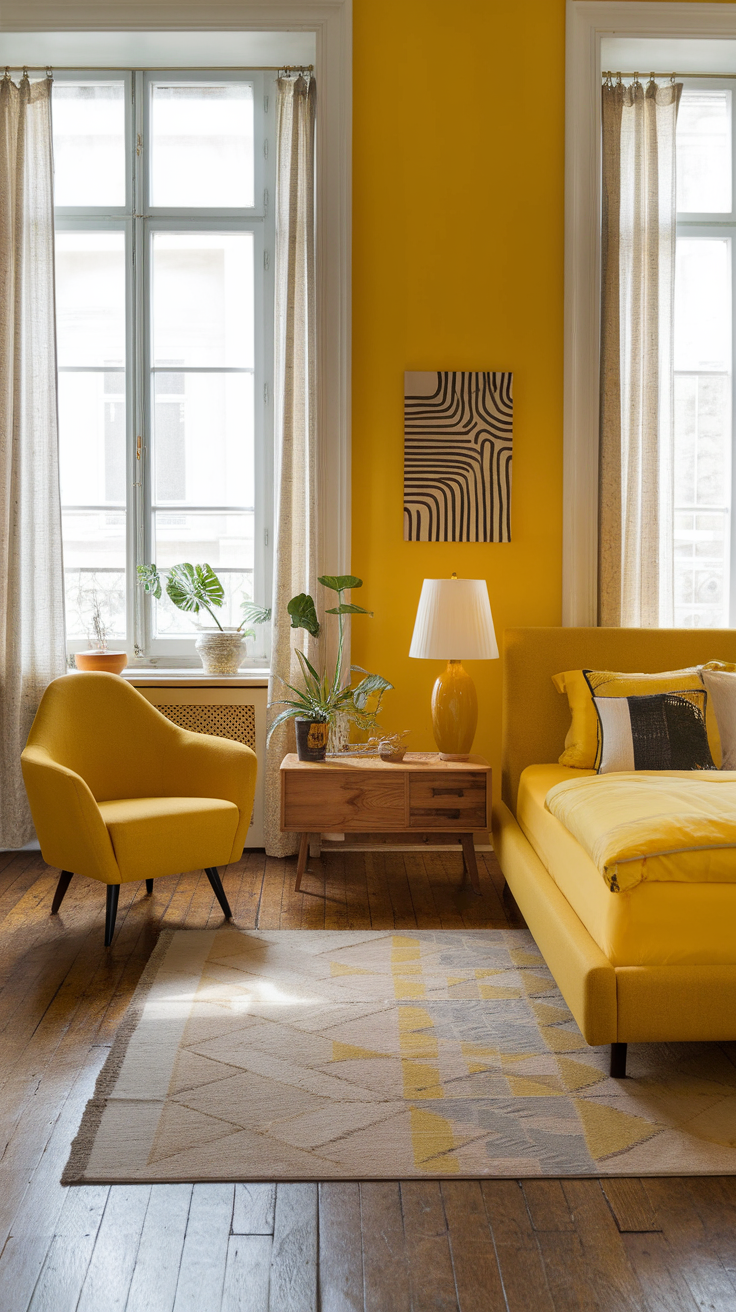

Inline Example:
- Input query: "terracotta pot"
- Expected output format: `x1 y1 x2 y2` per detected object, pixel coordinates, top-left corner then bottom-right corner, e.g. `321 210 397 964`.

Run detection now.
75 650 127 675
194 629 248 675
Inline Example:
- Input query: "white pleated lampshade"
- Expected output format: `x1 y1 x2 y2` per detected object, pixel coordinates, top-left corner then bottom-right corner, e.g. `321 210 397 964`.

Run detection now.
409 578 499 661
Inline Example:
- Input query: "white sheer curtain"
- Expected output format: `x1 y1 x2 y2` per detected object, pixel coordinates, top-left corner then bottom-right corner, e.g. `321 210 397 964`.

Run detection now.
0 73 66 849
599 77 682 627
264 74 318 857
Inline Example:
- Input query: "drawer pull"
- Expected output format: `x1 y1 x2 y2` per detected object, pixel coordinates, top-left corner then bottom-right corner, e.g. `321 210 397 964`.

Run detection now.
431 787 464 797
412 808 462 819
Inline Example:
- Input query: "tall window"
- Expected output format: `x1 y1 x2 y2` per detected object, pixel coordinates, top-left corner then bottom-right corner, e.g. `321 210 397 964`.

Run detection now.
674 82 734 627
53 70 274 663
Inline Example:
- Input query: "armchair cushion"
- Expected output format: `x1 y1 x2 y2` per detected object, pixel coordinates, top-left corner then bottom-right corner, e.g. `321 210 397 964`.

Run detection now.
98 797 239 883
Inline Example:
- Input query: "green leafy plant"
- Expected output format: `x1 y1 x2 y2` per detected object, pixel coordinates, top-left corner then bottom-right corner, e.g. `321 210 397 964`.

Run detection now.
267 574 393 744
137 563 254 635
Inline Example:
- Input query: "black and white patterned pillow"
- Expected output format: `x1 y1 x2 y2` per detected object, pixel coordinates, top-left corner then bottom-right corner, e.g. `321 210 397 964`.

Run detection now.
593 690 715 774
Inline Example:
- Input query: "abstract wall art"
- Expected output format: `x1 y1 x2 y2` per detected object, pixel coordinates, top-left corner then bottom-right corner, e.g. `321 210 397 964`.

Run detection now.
403 371 513 542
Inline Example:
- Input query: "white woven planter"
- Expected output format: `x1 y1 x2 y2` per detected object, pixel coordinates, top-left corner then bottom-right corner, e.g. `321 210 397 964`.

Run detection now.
194 629 247 675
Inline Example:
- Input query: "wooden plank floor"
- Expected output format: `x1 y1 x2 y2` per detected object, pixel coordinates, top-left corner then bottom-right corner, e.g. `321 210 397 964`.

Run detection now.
0 847 735 1311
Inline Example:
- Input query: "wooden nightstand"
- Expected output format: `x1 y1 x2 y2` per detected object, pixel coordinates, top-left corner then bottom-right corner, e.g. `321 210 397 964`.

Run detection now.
280 752 491 894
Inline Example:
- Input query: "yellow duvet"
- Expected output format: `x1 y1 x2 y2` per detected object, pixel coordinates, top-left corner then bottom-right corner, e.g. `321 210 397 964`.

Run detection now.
545 772 736 893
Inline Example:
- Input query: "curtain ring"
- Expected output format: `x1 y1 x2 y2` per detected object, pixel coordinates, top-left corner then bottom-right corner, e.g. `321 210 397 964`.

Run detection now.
46 66 53 81
3 67 10 81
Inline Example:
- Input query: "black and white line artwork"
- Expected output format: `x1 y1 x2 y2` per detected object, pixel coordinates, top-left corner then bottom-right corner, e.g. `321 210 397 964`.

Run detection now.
403 370 513 542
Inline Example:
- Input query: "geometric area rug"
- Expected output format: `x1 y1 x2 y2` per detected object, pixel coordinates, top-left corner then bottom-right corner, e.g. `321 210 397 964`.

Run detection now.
63 928 736 1183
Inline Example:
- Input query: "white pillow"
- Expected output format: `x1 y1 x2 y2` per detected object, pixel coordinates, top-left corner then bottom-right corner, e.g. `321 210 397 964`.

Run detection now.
701 670 736 769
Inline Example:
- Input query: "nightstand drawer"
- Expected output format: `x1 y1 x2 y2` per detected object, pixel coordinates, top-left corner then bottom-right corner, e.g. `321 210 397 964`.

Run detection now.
283 770 406 831
408 772 487 828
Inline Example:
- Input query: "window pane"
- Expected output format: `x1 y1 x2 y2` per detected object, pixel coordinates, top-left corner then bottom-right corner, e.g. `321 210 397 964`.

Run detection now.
673 510 729 628
52 82 126 207
675 239 731 372
673 364 732 627
677 89 731 214
58 372 126 505
152 233 253 367
150 83 254 207
62 514 126 640
154 372 253 505
56 232 126 367
153 511 253 635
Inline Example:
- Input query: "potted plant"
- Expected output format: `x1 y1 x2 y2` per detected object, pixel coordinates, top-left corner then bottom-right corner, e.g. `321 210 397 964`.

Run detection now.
137 563 254 674
247 574 392 762
74 591 127 675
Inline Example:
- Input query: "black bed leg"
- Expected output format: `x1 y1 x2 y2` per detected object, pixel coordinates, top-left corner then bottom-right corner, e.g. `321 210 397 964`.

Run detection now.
51 870 74 915
145 879 153 896
205 867 233 920
104 884 120 947
610 1042 628 1079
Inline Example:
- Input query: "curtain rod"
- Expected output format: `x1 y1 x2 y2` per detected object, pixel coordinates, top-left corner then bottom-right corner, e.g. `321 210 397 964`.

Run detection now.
603 70 736 81
1 63 313 74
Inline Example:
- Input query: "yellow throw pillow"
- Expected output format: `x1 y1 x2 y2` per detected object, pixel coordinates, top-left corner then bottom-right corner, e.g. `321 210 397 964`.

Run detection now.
552 667 722 769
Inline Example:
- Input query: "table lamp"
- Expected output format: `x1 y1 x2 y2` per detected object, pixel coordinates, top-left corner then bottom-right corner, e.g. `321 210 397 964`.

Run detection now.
409 574 498 760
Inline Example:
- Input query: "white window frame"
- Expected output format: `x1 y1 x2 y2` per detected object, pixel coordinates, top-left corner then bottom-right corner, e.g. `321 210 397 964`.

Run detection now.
56 66 275 666
564 0 736 625
8 2 353 674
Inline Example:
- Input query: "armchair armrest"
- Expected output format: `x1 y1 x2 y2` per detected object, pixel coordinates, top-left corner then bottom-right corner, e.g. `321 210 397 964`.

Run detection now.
162 730 258 862
20 746 120 883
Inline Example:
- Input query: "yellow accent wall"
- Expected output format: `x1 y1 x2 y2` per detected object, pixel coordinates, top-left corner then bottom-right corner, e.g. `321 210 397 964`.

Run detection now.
351 0 566 787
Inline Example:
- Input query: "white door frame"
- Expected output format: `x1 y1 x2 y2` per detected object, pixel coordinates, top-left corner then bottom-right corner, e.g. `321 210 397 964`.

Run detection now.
564 0 736 624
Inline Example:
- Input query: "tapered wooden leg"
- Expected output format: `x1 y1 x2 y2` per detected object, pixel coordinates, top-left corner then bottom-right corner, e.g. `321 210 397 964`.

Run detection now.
145 879 153 895
610 1042 628 1078
205 867 233 920
295 833 310 893
460 834 481 895
51 870 74 915
104 884 120 947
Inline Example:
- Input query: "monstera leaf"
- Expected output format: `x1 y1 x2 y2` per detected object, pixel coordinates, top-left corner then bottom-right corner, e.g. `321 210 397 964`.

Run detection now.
241 601 272 626
287 593 320 636
166 563 224 617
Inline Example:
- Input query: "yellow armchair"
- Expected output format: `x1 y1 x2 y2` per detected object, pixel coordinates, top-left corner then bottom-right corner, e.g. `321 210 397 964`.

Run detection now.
21 672 258 945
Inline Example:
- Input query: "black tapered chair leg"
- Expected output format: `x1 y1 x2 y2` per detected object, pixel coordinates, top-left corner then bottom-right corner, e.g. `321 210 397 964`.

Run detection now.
145 879 153 896
105 883 120 947
205 867 233 920
610 1042 628 1078
51 870 74 915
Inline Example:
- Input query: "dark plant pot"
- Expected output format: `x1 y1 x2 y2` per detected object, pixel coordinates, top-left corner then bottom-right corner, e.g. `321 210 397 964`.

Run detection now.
295 718 329 762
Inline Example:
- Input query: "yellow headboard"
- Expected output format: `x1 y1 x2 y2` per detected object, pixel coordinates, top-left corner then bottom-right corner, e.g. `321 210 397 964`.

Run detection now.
502 627 736 813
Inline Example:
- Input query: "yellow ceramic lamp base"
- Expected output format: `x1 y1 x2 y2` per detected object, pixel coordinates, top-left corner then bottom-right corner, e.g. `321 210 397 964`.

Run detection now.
431 660 478 760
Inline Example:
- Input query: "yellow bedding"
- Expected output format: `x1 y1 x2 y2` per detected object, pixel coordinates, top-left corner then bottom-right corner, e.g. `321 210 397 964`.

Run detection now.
516 765 736 967
546 771 736 892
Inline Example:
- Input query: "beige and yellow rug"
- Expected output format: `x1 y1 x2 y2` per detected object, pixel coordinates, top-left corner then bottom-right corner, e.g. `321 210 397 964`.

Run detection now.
64 928 736 1182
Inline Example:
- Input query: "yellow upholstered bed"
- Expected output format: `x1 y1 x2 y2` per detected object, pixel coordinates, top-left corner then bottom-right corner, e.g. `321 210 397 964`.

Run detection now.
492 628 736 1077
